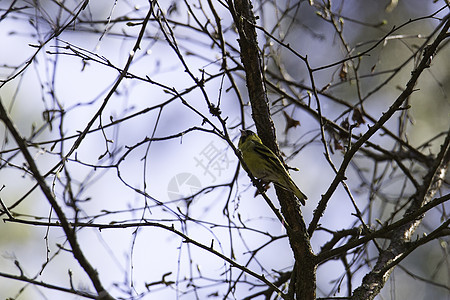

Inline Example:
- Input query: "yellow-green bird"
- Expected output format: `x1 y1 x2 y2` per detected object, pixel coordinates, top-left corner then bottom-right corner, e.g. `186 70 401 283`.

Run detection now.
238 129 307 205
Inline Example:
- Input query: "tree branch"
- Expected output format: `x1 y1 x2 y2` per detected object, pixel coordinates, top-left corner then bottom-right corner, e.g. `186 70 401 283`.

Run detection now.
229 0 316 298
352 126 450 299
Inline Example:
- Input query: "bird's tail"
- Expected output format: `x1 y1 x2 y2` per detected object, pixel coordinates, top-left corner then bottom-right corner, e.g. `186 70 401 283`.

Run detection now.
290 182 307 205
276 177 307 205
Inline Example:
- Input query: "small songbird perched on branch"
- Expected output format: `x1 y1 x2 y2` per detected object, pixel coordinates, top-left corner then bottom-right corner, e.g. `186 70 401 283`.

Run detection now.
238 129 307 205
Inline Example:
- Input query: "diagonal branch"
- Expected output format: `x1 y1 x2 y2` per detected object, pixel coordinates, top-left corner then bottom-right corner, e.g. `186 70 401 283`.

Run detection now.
352 128 450 299
0 100 115 299
308 13 450 237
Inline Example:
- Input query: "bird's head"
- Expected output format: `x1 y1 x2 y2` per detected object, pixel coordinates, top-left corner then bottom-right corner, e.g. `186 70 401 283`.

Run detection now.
239 129 261 148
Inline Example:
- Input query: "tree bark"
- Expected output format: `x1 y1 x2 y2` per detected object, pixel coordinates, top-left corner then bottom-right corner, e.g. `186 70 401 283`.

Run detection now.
352 15 450 299
229 1 316 299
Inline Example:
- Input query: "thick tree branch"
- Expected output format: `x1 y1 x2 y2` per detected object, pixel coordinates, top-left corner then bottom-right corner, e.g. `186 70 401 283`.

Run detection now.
228 0 316 299
352 125 450 299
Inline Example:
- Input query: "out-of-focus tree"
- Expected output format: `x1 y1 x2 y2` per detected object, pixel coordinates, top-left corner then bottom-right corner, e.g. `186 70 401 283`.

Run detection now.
0 1 448 299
